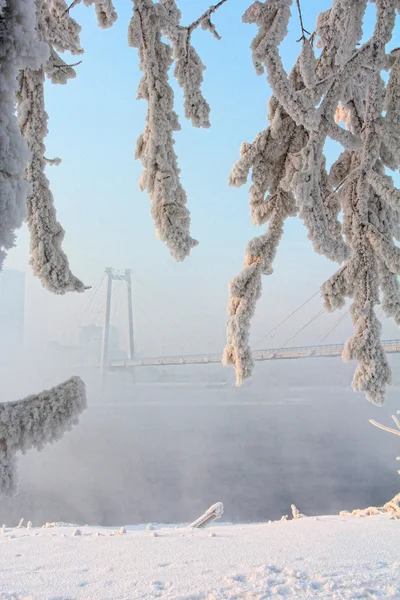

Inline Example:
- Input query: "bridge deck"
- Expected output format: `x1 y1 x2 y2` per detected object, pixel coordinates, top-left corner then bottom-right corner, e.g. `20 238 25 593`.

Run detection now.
108 339 400 369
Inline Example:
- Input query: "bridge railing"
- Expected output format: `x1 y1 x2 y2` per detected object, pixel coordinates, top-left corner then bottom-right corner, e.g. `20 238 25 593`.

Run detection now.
107 339 400 368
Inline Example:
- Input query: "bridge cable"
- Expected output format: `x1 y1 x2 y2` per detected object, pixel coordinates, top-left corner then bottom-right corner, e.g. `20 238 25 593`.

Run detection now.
90 289 109 327
129 275 198 355
130 286 168 334
75 274 105 322
109 280 125 326
251 290 320 349
127 272 200 355
281 308 326 348
89 279 122 327
315 310 350 345
125 287 172 357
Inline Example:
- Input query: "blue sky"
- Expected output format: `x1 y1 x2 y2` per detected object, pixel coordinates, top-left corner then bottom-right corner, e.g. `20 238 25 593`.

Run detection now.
6 0 400 356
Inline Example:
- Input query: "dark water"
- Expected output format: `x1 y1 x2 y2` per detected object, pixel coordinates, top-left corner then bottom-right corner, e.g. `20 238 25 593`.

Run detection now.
1 358 399 527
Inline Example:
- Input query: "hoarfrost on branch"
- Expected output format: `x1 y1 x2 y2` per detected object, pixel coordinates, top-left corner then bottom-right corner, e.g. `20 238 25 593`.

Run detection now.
0 377 87 497
0 0 88 495
224 0 400 406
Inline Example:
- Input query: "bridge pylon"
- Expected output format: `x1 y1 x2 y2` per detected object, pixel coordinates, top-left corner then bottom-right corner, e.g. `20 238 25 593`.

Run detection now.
101 268 135 384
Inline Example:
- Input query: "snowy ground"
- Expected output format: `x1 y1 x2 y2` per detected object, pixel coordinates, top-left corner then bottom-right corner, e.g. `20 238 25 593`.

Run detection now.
0 513 399 599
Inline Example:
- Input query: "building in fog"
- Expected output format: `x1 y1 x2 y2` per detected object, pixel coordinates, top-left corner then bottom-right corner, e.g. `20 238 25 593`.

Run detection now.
79 324 102 356
0 268 25 357
79 324 123 362
46 324 125 368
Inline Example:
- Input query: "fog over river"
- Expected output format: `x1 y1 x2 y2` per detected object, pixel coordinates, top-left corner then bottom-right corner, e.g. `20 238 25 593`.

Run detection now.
2 357 399 526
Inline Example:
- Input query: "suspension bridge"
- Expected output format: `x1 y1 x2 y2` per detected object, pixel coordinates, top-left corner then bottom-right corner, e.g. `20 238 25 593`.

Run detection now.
73 268 400 375
107 340 400 370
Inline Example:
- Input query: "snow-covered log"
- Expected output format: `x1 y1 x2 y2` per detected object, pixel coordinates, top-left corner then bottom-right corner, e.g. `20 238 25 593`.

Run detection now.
189 502 224 529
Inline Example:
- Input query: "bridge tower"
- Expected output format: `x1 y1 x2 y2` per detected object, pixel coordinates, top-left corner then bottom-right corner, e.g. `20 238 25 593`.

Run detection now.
101 268 135 382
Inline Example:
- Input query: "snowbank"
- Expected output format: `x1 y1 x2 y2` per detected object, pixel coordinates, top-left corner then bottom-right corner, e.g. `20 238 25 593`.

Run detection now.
0 513 399 599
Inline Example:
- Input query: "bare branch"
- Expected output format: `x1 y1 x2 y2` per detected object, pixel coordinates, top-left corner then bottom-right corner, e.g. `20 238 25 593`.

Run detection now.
53 60 82 69
62 0 80 17
295 0 311 42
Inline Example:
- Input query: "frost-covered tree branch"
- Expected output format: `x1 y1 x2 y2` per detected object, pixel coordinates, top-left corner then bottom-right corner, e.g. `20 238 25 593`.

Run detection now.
0 1 90 497
0 0 48 270
0 0 86 292
1 0 227 265
77 0 118 29
0 377 86 497
225 0 400 405
17 68 85 293
127 0 228 260
128 0 199 261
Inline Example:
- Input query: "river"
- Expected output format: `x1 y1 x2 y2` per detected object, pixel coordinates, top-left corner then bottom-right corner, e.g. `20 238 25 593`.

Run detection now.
2 357 399 526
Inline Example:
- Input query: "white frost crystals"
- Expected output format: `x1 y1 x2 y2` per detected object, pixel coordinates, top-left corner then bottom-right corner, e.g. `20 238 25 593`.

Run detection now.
225 0 400 405
0 377 87 497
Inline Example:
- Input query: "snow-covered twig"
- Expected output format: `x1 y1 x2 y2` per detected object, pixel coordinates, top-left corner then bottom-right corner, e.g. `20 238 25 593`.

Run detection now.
370 412 400 438
370 410 399 499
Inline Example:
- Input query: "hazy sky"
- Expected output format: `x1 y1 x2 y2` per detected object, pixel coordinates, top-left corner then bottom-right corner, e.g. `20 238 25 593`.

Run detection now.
5 1 400 356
